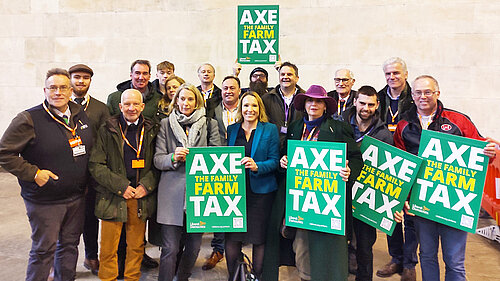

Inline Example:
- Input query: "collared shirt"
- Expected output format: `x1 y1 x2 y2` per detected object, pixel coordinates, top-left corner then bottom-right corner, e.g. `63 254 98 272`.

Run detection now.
222 103 238 128
279 87 297 107
202 85 214 101
125 119 139 126
71 93 89 105
53 106 71 120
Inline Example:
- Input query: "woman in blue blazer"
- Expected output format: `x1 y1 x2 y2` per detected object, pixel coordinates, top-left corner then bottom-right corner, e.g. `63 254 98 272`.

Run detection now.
225 91 280 280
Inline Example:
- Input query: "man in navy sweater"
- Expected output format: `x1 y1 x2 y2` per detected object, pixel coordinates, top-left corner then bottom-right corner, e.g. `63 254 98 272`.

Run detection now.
0 68 93 281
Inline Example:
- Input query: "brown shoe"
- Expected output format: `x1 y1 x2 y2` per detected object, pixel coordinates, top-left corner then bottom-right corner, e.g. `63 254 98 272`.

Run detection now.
376 262 402 277
83 258 99 275
401 268 416 281
202 251 224 270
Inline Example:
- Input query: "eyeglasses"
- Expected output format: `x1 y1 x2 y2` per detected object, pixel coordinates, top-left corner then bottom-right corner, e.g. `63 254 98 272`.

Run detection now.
334 78 351 83
411 90 438 97
252 73 266 79
46 85 70 93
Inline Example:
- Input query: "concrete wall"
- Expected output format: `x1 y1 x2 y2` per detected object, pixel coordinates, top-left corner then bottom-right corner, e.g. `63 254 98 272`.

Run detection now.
1 0 499 139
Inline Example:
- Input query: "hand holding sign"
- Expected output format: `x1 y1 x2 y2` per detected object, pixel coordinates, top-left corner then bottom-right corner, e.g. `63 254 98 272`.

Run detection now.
280 155 288 169
241 157 258 172
174 147 189 162
484 138 497 158
339 160 350 182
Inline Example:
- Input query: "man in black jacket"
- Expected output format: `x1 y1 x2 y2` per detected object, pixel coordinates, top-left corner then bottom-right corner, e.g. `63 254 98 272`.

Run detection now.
152 60 175 95
69 63 110 275
197 63 222 114
376 57 417 281
343 86 394 281
328 68 357 121
0 68 93 281
262 62 305 154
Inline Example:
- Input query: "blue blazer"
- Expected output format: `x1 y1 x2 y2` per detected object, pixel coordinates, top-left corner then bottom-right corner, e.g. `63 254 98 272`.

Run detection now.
227 121 279 194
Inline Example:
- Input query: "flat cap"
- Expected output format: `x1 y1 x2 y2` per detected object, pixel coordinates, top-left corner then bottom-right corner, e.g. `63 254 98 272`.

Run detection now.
68 64 93 77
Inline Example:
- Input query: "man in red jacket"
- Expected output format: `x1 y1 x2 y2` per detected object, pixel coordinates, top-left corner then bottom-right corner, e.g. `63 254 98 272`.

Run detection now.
394 75 496 281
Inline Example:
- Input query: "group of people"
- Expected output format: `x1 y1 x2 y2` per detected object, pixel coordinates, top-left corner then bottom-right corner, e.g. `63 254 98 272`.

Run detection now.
0 56 496 281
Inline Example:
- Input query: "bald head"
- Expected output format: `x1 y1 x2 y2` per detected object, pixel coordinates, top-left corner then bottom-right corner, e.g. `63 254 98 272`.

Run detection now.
119 89 145 122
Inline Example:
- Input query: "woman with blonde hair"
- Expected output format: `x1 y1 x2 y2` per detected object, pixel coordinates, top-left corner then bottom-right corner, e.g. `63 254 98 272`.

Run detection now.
154 83 221 281
225 91 280 280
157 75 186 119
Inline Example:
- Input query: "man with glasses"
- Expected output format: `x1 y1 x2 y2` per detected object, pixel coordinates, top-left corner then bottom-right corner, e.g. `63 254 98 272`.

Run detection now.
394 75 496 281
234 66 274 96
0 68 93 281
328 68 356 120
376 57 417 281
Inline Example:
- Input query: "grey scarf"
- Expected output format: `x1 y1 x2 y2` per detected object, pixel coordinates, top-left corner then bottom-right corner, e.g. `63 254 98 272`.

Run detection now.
169 107 207 147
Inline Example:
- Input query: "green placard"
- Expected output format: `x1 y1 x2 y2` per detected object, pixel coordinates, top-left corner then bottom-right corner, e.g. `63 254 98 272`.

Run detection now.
285 140 346 235
185 146 246 233
237 5 279 64
352 136 423 235
410 130 488 233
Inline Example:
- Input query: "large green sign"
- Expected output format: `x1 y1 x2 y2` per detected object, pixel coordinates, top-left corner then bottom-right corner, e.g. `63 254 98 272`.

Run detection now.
185 146 246 233
237 5 279 64
285 140 346 235
410 130 489 233
352 136 423 235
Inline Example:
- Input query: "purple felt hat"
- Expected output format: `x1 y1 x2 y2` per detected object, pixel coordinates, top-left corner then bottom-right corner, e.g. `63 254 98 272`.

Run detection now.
294 85 337 115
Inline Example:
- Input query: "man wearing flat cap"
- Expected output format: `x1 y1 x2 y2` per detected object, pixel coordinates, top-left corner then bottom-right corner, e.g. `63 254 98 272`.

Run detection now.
68 63 110 275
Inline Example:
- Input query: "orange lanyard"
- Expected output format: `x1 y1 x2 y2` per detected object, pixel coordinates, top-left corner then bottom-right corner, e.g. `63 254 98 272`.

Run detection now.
389 106 399 123
43 103 77 136
418 113 433 130
301 124 318 141
337 98 348 115
119 123 144 159
204 85 214 99
82 96 90 111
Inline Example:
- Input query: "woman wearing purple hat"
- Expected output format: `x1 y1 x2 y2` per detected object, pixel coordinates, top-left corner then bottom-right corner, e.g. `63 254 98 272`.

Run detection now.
279 85 363 281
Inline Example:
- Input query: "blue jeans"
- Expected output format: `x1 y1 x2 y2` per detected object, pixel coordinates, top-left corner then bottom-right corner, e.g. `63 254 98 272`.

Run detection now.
386 213 418 269
211 232 225 254
415 217 467 281
158 224 202 281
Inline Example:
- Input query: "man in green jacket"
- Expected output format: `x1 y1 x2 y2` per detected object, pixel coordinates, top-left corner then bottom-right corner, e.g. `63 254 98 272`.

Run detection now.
107 59 162 120
90 89 159 281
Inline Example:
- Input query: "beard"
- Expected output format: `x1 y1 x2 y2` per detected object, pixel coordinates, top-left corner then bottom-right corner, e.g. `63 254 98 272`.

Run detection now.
249 80 268 96
72 88 88 97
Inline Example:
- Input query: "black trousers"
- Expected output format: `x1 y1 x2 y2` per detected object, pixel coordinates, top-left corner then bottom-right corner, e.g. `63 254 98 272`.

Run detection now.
353 218 377 281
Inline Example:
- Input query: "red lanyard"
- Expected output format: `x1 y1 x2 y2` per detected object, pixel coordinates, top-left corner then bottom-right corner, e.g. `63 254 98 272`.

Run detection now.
43 103 77 136
119 123 144 159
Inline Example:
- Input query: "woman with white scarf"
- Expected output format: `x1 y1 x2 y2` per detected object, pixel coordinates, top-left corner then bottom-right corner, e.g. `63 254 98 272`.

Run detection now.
154 83 221 281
